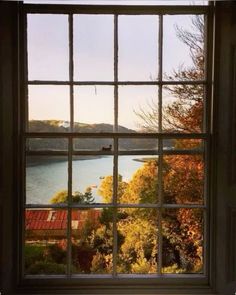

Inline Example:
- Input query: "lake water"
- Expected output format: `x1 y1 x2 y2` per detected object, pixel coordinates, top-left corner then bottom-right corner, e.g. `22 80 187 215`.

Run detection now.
26 155 151 204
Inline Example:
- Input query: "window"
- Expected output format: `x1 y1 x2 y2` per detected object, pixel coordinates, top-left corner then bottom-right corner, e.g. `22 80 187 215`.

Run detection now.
20 1 213 292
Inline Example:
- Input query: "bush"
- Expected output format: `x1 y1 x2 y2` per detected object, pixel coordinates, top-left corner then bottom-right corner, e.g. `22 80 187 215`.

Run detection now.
47 243 66 264
26 261 66 275
25 244 45 269
71 242 95 273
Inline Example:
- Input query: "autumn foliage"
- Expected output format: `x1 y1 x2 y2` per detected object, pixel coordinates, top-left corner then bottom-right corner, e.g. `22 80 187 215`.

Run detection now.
95 15 205 274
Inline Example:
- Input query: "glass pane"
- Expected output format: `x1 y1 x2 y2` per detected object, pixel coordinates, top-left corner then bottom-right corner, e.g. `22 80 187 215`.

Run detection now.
163 155 204 204
72 156 113 204
74 15 114 81
25 208 67 275
119 86 159 132
118 156 158 204
27 14 69 81
28 85 70 132
73 138 113 151
119 138 158 151
27 138 68 151
163 15 205 81
118 15 158 81
162 85 204 133
26 156 68 205
163 139 204 151
117 208 158 274
162 208 203 274
71 208 113 274
74 86 114 131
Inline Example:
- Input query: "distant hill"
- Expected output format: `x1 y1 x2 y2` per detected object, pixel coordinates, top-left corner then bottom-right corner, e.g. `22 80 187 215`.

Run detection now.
28 120 172 151
29 120 136 133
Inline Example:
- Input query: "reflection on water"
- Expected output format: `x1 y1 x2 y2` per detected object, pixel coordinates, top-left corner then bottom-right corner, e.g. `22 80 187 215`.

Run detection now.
26 156 68 204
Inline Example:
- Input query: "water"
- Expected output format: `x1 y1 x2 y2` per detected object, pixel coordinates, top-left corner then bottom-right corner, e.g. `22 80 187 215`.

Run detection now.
26 155 149 204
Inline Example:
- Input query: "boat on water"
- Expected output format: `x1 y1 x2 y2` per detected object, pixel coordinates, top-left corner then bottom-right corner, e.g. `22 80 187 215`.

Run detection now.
90 184 98 188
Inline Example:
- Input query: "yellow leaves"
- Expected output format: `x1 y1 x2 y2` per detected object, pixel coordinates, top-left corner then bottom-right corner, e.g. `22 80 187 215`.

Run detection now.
119 160 158 204
131 250 157 274
90 252 112 274
174 138 202 150
96 151 203 274
98 175 128 203
97 175 113 203
117 209 158 269
162 264 185 274
50 190 67 204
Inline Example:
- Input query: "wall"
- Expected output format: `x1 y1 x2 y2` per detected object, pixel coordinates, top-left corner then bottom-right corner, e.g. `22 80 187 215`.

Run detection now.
0 1 236 294
214 2 236 294
0 2 19 294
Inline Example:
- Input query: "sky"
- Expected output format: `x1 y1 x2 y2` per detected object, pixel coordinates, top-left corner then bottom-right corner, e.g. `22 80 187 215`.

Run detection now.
27 10 204 130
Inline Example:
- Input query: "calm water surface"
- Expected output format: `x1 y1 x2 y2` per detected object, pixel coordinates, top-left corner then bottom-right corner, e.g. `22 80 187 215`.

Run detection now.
26 156 148 204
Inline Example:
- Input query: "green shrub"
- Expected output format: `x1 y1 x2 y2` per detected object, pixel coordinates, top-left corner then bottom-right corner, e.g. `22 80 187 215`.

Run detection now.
26 261 66 275
47 243 66 264
25 244 45 269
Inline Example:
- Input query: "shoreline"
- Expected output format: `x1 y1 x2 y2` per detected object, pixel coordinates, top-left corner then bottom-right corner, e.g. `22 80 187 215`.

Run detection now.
27 155 159 167
27 155 107 167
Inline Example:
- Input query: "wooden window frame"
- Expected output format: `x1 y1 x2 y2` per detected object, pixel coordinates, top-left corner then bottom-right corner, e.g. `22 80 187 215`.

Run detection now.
14 1 216 294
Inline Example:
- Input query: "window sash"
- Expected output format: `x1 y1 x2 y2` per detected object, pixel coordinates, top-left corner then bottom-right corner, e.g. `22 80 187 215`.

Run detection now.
21 2 213 283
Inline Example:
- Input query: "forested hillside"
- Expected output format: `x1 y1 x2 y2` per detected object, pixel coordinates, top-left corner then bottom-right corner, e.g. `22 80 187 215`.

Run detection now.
28 120 172 151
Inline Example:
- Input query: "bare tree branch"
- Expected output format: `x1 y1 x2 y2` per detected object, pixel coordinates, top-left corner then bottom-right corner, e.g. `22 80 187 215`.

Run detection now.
135 15 204 133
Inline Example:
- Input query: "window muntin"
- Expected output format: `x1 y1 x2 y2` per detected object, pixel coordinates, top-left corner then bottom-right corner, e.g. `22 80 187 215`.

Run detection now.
23 4 209 281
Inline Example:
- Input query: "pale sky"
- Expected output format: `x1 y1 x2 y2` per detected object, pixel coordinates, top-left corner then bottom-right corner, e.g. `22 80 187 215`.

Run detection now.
27 11 204 130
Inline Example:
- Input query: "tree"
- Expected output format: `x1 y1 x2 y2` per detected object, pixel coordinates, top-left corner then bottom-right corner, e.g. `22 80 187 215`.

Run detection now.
97 163 159 273
98 175 128 203
73 187 95 204
50 190 68 204
117 208 158 273
134 15 205 273
135 15 204 134
163 155 204 204
69 15 205 274
50 187 94 204
162 16 204 272
120 159 158 204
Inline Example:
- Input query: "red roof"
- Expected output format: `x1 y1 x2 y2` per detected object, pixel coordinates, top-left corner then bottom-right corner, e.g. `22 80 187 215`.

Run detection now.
25 209 101 231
